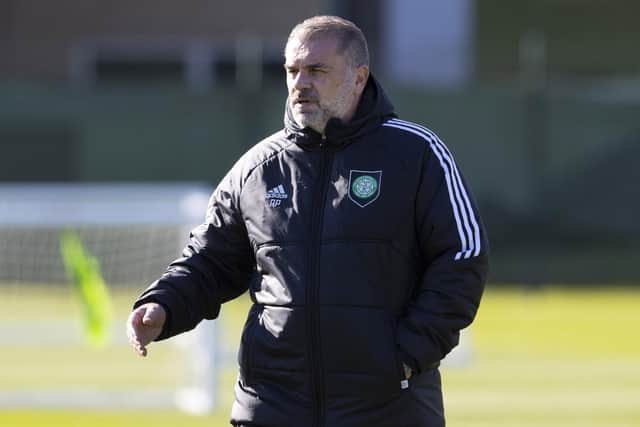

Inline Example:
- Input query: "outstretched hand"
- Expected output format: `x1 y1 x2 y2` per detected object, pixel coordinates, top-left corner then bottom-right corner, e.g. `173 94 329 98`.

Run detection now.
126 302 166 357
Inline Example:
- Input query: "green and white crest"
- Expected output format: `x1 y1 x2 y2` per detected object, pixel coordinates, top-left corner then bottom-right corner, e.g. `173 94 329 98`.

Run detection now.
348 170 382 207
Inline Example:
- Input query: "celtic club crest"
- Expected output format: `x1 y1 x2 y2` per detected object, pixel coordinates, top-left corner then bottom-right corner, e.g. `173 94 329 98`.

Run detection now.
348 170 382 208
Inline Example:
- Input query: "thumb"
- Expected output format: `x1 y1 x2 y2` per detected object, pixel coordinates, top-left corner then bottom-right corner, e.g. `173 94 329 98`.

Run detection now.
142 310 155 325
142 304 165 327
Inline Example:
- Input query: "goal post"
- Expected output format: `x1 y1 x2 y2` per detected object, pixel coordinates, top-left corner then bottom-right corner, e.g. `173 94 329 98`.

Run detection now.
0 182 225 413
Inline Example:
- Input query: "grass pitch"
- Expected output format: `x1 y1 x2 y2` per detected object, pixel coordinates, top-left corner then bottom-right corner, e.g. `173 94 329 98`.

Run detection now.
0 285 638 426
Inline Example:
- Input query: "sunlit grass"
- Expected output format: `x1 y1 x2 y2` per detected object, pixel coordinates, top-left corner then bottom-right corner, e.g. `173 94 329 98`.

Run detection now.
0 410 230 427
473 287 640 358
1 285 639 427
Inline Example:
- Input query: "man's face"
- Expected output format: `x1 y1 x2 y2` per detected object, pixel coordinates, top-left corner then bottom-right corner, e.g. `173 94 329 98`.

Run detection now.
284 35 366 134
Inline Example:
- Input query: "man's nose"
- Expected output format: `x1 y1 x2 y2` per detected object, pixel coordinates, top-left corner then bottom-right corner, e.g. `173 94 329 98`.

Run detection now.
292 71 311 90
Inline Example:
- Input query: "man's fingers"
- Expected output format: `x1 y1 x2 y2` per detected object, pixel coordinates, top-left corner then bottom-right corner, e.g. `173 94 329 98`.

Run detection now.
126 307 150 356
126 309 144 340
127 308 144 337
128 332 147 356
135 343 148 357
129 331 148 357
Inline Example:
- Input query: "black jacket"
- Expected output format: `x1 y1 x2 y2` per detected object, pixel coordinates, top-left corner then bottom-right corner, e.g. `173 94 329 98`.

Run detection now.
134 75 489 427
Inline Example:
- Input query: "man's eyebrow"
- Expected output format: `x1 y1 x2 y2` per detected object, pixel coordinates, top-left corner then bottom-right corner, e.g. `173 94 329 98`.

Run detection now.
305 63 329 69
284 63 331 71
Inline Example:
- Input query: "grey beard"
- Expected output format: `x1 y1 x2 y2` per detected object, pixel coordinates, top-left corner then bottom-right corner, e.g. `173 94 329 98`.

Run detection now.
293 111 328 134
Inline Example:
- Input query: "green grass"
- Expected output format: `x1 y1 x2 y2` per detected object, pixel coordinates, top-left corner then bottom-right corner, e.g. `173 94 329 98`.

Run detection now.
443 287 640 427
0 410 229 427
1 285 639 426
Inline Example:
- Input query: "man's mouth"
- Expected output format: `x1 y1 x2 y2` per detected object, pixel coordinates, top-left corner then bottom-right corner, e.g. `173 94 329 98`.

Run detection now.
293 93 317 105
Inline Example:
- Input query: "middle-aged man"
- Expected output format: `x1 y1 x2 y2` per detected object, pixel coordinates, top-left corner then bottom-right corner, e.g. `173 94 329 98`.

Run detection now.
127 15 488 427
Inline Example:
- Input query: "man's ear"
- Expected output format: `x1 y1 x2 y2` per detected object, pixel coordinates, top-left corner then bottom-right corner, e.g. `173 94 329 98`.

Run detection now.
355 65 370 93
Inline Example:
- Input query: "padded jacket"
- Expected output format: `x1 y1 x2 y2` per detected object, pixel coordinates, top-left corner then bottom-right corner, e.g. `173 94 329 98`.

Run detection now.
134 75 489 427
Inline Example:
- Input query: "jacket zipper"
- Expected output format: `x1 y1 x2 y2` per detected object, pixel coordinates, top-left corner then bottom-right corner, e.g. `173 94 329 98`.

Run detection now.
307 137 332 427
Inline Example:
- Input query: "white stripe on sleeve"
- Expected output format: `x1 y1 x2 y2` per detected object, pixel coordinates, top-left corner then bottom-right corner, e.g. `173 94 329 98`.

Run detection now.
383 119 482 259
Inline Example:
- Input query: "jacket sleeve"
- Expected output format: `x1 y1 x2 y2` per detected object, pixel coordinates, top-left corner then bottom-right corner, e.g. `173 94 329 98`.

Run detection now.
133 168 254 340
396 141 489 373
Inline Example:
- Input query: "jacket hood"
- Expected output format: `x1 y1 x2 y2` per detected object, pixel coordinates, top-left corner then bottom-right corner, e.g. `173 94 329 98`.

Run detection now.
284 73 396 148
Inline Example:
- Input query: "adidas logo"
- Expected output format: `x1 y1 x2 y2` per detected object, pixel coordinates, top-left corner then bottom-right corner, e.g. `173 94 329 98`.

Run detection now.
266 184 288 207
266 184 288 199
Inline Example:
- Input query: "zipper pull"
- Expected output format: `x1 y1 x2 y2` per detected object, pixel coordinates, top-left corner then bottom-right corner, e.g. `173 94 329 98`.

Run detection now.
320 134 327 148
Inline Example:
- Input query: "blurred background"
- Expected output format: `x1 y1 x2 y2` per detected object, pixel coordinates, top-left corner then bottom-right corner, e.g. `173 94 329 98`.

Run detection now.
1 1 639 426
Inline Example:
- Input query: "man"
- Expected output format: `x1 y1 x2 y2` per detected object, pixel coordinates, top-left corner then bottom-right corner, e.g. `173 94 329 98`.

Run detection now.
127 15 488 427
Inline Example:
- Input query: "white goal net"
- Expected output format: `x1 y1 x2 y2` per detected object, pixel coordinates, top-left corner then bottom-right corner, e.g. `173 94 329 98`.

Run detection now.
0 183 230 414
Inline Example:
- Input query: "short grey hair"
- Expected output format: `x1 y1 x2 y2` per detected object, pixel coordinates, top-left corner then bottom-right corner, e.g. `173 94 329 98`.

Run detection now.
286 15 370 68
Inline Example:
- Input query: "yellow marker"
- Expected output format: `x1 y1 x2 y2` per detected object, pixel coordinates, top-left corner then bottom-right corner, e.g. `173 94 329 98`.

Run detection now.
60 231 113 349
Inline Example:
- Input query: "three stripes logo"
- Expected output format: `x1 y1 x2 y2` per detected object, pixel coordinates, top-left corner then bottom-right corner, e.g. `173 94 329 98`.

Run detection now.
266 184 288 207
382 118 482 261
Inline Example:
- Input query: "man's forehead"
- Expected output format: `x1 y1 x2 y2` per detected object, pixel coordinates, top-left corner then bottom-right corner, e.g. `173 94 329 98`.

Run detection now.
285 35 341 64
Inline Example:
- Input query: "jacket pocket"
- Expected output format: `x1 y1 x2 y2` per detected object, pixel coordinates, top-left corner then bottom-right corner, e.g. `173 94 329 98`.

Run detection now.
388 315 410 390
238 304 308 386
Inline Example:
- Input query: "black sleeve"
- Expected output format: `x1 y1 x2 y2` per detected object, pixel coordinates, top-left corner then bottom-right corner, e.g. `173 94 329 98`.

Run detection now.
133 169 254 340
396 141 489 372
